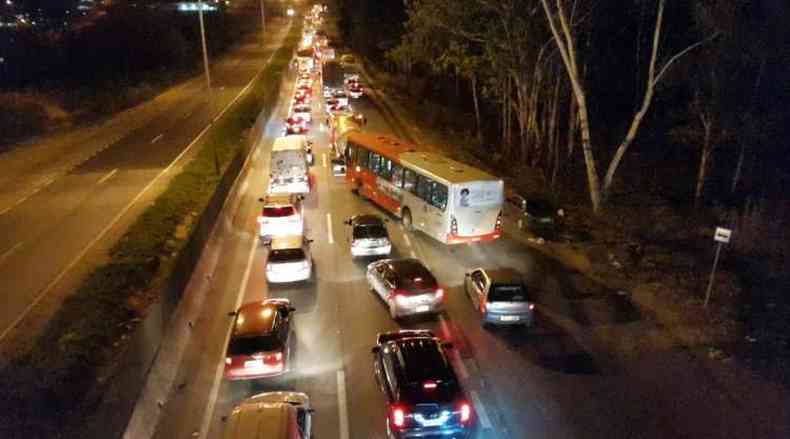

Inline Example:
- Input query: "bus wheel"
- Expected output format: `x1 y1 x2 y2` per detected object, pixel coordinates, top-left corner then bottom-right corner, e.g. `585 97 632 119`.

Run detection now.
402 208 413 231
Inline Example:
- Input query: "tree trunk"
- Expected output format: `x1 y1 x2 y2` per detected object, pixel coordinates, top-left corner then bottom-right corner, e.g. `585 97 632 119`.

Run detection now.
695 116 713 207
731 141 745 193
471 74 482 143
567 96 577 159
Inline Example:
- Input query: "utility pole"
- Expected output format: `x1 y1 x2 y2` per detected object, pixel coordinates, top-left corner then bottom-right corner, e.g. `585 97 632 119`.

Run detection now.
198 0 212 93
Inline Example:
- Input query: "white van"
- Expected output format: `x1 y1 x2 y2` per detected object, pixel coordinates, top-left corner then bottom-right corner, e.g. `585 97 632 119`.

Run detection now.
222 391 312 439
270 136 310 194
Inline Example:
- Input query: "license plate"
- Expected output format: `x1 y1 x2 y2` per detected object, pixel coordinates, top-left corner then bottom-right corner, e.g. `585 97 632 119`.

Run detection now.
500 315 520 321
416 305 430 313
244 360 263 368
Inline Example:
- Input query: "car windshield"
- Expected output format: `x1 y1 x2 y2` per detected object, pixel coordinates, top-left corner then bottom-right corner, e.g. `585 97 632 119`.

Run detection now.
228 334 282 355
489 284 529 302
263 206 295 217
269 248 306 263
353 224 387 239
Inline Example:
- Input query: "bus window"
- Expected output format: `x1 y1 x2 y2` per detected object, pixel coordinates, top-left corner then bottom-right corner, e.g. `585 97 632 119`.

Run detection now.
379 157 393 180
358 148 369 168
391 164 404 187
403 168 417 192
416 175 433 202
369 152 381 174
430 182 448 210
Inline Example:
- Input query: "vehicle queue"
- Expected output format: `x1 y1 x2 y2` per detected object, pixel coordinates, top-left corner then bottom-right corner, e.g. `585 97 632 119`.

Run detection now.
219 5 534 439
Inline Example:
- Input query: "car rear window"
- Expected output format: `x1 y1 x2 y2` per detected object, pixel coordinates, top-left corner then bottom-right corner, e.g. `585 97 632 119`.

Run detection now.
263 206 295 217
489 284 529 302
394 262 437 290
269 248 306 263
228 334 282 355
353 224 387 239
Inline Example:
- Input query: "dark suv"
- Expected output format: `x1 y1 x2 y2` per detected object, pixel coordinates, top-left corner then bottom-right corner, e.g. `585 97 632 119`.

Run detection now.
371 330 473 438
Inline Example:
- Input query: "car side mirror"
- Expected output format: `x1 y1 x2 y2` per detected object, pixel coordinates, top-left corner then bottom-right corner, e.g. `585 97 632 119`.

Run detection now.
371 346 380 354
289 306 296 313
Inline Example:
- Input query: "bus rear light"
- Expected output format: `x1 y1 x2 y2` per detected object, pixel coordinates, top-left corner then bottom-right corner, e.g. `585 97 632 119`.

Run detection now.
451 216 458 235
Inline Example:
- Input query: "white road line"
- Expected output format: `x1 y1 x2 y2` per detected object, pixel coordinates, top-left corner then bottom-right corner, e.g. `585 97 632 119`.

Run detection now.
327 213 334 244
97 169 118 185
403 232 412 247
337 370 350 439
0 242 23 264
199 232 258 439
0 28 282 343
470 390 493 429
151 134 164 144
322 153 327 168
438 314 451 338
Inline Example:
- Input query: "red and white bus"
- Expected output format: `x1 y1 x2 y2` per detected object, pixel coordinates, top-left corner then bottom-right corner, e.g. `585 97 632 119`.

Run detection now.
343 132 504 244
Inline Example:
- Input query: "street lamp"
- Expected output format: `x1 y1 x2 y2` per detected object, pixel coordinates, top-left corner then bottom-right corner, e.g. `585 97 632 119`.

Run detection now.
197 0 212 93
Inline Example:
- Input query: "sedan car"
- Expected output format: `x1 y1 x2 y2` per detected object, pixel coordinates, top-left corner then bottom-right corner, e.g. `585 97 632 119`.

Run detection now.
367 258 444 319
224 299 295 380
345 214 392 257
464 267 535 327
257 193 304 241
266 235 314 283
293 92 311 106
371 330 473 439
292 104 312 123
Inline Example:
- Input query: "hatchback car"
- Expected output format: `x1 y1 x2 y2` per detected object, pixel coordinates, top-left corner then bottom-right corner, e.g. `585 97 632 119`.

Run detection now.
371 330 473 438
464 268 535 327
266 235 314 283
345 214 392 257
257 193 304 241
367 258 444 319
224 299 295 380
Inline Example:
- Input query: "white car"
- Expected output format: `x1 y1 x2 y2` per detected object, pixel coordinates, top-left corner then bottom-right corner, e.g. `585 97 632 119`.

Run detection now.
292 104 312 123
257 193 304 241
266 235 314 283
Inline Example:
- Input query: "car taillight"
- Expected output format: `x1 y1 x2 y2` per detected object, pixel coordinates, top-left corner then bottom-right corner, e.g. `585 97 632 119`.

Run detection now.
423 381 437 389
495 211 503 231
264 351 283 364
391 407 405 427
529 303 535 310
451 216 458 235
435 288 444 300
460 402 471 423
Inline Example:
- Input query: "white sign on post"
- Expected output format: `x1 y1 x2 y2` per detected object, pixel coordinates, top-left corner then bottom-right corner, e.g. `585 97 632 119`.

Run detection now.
714 227 732 243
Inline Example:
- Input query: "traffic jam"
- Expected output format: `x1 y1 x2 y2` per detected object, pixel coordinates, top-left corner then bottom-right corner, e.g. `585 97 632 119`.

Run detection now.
220 4 523 439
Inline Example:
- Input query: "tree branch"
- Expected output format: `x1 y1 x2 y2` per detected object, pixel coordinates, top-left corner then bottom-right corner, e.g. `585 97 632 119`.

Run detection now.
652 31 722 87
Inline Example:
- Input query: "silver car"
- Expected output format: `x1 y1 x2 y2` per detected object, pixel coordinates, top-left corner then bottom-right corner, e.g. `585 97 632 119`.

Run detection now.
367 258 444 319
464 268 535 326
345 214 391 257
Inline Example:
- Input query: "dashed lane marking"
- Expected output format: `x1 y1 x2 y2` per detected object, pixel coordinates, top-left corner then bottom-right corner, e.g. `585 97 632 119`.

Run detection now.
97 169 118 185
470 390 493 430
337 370 350 439
151 134 164 144
0 242 23 265
322 153 327 168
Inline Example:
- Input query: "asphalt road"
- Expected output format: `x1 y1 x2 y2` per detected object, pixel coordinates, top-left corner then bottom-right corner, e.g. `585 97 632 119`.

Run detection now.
139 50 786 439
0 14 291 344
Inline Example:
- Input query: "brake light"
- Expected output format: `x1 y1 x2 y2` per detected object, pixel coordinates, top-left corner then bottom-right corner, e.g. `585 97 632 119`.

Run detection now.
451 216 458 235
423 381 437 389
391 407 405 427
435 288 444 300
495 211 503 231
460 402 471 423
529 303 535 310
264 351 283 365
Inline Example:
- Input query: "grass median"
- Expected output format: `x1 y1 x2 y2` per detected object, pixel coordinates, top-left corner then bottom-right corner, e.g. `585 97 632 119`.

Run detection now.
0 25 301 437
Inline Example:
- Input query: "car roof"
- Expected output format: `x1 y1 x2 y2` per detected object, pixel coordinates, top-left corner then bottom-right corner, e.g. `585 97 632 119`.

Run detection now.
262 193 297 206
270 235 305 250
233 302 279 338
482 268 524 284
352 214 384 226
388 258 431 277
388 337 454 383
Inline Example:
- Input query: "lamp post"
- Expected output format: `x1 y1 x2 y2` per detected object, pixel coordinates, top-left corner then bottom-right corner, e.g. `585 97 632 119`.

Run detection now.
197 0 212 93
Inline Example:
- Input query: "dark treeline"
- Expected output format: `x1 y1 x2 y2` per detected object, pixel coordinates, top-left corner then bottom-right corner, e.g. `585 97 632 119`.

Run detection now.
335 0 790 219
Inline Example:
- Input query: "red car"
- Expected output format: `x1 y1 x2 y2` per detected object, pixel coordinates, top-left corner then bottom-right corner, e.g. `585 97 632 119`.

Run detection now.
224 299 295 380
